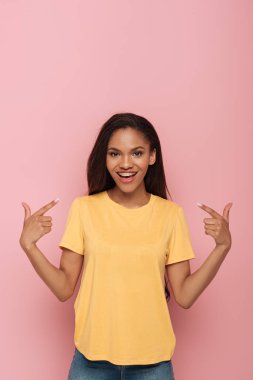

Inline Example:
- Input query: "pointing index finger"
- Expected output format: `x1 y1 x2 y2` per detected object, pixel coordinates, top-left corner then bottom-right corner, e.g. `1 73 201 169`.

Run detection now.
34 198 60 216
197 203 221 219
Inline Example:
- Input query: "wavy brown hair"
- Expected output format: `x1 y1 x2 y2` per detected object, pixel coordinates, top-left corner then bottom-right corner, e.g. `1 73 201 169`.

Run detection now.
86 112 173 201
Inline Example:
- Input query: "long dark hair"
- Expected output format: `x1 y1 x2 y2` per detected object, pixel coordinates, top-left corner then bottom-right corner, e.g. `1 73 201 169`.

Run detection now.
87 112 173 201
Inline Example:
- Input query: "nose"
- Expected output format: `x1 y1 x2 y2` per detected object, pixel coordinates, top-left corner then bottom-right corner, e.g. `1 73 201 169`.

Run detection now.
119 155 134 169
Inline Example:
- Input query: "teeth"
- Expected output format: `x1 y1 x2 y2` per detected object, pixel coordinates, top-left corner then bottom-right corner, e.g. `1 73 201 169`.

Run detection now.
118 173 136 177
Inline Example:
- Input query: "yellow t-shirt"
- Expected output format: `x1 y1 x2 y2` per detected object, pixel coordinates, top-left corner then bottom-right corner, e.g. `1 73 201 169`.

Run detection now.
59 190 196 365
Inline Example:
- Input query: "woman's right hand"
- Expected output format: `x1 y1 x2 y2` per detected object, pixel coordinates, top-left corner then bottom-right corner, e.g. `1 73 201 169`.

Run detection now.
19 199 59 250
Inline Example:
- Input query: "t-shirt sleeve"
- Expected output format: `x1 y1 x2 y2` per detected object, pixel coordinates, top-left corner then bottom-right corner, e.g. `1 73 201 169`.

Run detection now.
165 206 196 265
58 197 85 255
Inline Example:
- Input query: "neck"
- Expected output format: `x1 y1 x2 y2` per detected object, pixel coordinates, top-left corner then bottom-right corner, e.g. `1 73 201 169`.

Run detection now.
107 185 150 208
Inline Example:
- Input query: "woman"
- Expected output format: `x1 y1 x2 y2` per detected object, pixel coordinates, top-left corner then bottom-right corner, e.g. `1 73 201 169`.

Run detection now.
19 112 232 379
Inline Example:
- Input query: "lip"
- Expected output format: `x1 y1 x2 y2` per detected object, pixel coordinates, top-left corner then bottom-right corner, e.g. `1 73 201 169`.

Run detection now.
116 172 137 183
116 171 137 176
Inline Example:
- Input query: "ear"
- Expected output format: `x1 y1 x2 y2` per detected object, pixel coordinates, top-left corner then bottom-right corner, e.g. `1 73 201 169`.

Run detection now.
149 148 156 165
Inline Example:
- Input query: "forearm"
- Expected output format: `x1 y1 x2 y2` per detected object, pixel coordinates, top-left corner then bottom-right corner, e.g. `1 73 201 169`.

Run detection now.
20 241 71 302
181 244 231 308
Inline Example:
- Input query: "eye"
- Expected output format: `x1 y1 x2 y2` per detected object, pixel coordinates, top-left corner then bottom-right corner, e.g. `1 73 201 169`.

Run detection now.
109 152 119 157
108 151 143 157
133 151 143 157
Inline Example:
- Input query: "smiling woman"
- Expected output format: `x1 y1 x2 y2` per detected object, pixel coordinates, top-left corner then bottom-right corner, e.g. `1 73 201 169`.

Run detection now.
20 112 232 380
58 112 196 380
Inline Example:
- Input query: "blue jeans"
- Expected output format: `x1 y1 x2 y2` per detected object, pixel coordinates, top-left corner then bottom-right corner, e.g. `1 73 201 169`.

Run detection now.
68 347 175 379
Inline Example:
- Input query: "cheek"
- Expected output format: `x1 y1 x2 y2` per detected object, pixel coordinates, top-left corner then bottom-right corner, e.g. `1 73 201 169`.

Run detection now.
139 158 151 169
106 157 115 172
105 156 110 167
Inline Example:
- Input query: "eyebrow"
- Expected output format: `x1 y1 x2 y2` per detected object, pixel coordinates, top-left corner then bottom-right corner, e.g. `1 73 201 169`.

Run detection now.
107 146 145 152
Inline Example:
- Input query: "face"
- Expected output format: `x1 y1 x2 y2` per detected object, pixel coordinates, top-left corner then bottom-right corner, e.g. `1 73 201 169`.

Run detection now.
106 127 156 193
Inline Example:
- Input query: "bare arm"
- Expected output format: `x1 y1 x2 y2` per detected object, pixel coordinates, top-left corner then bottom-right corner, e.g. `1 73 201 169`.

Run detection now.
166 201 232 308
166 244 230 309
20 243 84 302
19 198 84 302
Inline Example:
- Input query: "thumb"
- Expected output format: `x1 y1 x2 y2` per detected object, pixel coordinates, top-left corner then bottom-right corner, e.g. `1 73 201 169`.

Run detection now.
223 202 233 223
21 202 31 221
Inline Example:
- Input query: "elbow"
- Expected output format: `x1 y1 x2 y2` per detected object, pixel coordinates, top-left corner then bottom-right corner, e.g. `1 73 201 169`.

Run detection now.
58 296 67 302
57 291 73 302
57 282 74 302
176 297 194 309
180 301 192 309
174 284 195 309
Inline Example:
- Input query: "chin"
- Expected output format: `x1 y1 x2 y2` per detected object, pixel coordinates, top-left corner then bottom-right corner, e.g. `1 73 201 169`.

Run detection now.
116 183 142 193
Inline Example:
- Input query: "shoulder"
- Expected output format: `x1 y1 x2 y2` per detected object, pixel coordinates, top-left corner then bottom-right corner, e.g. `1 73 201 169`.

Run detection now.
152 195 184 225
153 195 182 214
72 192 105 208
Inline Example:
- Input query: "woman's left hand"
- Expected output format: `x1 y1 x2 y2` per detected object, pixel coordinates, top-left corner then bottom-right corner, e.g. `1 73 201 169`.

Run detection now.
197 202 233 250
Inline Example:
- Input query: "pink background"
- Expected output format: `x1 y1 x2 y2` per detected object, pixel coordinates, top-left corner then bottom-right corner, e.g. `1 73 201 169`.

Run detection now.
1 1 252 379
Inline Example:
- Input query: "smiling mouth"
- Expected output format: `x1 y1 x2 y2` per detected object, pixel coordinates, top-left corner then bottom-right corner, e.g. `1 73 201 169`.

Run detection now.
117 172 137 178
